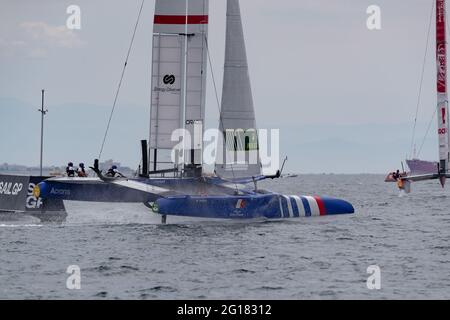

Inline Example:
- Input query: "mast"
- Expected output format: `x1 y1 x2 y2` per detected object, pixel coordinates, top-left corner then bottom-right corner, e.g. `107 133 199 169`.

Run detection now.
436 0 449 183
38 89 48 177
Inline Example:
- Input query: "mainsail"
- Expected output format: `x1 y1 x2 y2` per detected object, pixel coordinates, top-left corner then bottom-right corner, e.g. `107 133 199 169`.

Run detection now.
215 0 262 179
150 0 209 171
436 0 450 174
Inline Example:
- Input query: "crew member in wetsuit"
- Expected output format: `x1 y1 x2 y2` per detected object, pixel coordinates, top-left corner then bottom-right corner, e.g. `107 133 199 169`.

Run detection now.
106 165 124 178
392 170 401 181
77 163 87 177
66 162 76 177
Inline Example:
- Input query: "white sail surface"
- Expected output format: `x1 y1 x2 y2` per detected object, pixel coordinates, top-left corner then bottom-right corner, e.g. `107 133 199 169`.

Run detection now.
150 0 208 169
215 0 262 179
436 0 449 173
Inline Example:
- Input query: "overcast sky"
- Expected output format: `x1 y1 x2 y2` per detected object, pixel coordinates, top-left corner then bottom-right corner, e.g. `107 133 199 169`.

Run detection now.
0 0 444 173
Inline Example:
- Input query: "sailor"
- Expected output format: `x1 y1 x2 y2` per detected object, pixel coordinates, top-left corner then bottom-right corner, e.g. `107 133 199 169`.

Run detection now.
393 170 401 180
77 163 87 177
66 162 76 177
106 165 124 178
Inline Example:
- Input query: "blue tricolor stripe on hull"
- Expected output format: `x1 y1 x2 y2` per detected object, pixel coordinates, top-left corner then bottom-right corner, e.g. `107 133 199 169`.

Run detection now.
280 196 290 218
291 196 305 217
289 197 300 218
278 196 284 218
300 196 312 217
283 196 294 218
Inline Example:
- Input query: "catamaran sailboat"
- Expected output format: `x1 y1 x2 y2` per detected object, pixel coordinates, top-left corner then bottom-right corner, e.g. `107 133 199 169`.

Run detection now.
387 0 450 193
34 0 354 221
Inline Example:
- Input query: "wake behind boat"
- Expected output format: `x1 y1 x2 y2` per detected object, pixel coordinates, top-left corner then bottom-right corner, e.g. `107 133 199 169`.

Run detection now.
34 0 354 222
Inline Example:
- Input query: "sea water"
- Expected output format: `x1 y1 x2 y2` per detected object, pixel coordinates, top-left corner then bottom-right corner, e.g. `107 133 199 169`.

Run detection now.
1 174 449 299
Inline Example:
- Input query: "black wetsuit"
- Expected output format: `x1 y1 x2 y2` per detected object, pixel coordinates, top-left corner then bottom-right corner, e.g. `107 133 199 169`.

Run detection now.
66 166 76 177
106 169 122 177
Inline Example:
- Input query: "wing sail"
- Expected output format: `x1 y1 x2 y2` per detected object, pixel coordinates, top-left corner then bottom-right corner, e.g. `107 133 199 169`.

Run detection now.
150 0 209 170
215 0 262 180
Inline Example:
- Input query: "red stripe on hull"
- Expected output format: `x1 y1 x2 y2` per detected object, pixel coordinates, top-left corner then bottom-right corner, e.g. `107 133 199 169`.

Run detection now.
154 15 208 25
314 196 327 216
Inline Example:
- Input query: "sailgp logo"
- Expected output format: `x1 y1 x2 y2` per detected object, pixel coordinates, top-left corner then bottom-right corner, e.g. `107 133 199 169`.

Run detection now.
163 74 175 85
0 181 23 196
27 183 43 209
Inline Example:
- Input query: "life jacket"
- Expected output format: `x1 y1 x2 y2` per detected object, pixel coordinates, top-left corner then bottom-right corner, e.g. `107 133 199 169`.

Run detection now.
66 166 75 177
77 168 87 177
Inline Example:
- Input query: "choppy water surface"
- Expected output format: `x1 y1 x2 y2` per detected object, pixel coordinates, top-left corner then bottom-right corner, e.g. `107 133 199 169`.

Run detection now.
1 175 449 299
